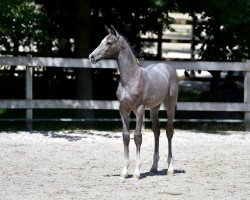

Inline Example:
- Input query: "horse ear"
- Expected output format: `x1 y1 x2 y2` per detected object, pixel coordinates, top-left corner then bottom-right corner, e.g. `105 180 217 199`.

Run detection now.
110 25 119 37
105 25 112 34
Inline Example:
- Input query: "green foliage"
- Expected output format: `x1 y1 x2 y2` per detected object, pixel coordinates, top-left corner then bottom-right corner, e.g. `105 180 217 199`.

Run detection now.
0 0 248 59
200 0 249 61
176 0 249 60
0 0 53 55
89 0 176 55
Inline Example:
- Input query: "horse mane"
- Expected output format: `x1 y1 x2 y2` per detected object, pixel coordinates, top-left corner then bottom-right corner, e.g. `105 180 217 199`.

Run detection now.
119 34 141 66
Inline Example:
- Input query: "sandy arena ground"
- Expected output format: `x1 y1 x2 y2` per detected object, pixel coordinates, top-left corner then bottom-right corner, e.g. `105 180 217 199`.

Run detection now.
0 129 249 200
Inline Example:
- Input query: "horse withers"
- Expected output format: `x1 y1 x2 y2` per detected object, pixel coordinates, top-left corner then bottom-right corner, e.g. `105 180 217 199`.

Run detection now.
89 25 178 179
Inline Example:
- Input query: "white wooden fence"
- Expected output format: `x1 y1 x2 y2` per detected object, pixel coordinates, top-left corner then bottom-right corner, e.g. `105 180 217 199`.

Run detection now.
0 56 250 131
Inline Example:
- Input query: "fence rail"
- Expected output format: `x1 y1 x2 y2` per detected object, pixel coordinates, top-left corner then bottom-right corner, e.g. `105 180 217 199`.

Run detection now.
1 56 249 71
0 56 250 131
1 100 250 112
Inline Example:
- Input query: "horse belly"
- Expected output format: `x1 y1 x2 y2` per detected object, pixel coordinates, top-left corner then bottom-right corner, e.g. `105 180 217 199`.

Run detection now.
144 70 169 108
144 91 167 108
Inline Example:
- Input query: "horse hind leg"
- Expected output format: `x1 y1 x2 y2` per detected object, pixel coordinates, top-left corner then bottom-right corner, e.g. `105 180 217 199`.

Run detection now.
163 86 178 175
150 105 161 173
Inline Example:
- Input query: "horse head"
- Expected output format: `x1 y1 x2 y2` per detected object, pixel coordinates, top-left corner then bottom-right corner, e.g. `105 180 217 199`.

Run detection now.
89 25 121 64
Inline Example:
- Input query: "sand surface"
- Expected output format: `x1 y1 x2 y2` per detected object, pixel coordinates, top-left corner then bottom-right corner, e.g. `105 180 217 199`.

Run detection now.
0 129 249 200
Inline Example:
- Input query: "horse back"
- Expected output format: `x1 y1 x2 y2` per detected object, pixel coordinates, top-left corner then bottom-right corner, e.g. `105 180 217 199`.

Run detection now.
143 63 177 86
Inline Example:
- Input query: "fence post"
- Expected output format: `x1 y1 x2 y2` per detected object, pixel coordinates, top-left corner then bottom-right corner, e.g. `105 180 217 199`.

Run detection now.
244 60 250 131
26 65 33 131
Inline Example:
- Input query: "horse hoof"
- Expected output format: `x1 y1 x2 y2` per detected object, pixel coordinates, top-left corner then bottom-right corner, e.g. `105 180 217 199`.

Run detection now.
167 170 174 176
133 174 140 180
120 174 128 179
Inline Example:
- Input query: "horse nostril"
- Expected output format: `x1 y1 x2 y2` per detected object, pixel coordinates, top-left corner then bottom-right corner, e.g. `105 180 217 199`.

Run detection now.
89 55 95 63
91 57 96 64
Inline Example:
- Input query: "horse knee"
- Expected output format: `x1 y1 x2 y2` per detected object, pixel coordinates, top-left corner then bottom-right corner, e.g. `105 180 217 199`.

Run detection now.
123 132 130 145
134 132 142 145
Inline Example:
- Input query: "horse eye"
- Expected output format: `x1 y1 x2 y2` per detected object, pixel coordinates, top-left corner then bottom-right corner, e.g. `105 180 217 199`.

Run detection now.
107 41 112 46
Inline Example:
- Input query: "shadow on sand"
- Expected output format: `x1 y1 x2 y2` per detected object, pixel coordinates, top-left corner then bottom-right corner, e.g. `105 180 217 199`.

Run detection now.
105 169 186 180
140 169 186 179
29 130 121 142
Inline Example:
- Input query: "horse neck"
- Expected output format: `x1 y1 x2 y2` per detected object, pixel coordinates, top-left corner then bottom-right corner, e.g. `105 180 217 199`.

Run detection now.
117 39 140 85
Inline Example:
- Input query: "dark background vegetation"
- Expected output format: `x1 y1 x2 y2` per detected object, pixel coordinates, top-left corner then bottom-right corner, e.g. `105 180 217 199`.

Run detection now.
0 0 249 130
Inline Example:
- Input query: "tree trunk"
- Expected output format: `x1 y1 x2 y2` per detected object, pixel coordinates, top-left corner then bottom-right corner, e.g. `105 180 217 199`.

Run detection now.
74 0 93 123
157 22 163 60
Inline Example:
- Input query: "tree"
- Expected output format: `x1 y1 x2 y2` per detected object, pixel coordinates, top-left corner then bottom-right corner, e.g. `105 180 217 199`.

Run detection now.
176 0 250 61
35 0 93 121
0 0 52 56
89 0 176 58
176 0 249 102
1 0 248 101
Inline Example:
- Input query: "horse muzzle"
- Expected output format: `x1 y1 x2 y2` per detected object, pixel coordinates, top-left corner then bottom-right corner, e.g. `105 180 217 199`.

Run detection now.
89 54 98 64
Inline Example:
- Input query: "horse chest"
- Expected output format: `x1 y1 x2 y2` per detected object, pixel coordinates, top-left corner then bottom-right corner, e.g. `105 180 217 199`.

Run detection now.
116 84 141 110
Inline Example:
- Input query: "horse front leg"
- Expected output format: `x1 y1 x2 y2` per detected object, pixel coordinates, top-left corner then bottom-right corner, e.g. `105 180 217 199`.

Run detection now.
133 105 144 179
119 105 130 179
